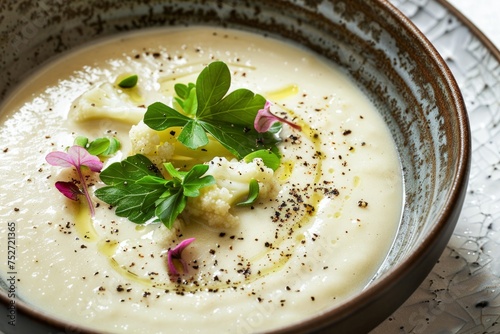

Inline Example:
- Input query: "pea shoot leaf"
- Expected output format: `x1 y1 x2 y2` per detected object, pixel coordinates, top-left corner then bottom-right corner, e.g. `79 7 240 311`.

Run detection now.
75 135 121 157
143 61 281 159
174 82 197 115
118 74 138 88
244 149 281 171
99 154 162 186
236 179 260 206
95 155 215 228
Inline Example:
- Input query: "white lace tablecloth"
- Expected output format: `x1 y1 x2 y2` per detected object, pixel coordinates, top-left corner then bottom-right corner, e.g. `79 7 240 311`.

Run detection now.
374 1 500 333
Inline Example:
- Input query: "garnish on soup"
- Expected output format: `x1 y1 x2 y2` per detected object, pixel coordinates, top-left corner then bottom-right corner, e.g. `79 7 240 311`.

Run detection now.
167 238 196 277
94 61 300 228
143 61 291 160
45 145 103 216
95 156 215 228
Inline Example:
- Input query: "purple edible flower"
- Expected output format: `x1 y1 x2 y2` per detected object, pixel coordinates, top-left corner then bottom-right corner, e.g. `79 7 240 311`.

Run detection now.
46 145 103 216
55 181 83 201
46 145 103 172
167 238 196 276
254 101 302 133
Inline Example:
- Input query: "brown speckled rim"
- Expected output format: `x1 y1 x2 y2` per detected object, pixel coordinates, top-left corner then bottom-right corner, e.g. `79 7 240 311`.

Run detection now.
0 0 472 333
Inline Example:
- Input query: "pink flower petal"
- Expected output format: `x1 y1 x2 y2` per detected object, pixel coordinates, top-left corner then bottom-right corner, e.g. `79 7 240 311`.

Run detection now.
55 181 82 201
45 151 75 168
46 146 103 172
254 101 301 133
167 238 195 276
46 145 102 217
67 146 103 172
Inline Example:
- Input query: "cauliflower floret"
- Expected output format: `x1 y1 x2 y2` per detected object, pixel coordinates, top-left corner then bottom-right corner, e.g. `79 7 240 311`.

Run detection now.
70 82 146 124
185 157 280 228
129 121 174 168
207 157 280 200
185 184 238 229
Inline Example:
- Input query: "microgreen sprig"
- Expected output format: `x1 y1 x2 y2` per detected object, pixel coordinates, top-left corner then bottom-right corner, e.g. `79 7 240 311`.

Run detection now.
143 61 281 160
74 136 121 157
45 145 103 216
95 154 215 228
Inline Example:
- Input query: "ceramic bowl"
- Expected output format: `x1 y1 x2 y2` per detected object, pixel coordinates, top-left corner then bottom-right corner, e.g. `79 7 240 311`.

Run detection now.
0 0 470 333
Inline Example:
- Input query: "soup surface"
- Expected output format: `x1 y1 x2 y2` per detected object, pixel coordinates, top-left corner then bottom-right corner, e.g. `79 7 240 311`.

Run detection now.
0 27 402 333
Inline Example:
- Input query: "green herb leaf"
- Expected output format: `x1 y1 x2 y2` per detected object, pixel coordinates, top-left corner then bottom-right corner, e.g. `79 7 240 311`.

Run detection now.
99 154 163 186
95 155 165 224
96 155 214 228
203 88 264 125
177 120 209 150
96 183 165 224
174 82 195 100
103 137 121 156
236 179 260 206
244 149 281 171
201 121 279 159
144 61 281 159
74 136 121 157
136 175 170 187
174 83 197 115
74 136 89 148
155 190 186 229
118 74 138 88
196 61 231 118
181 164 215 197
164 162 186 182
182 88 198 115
86 137 110 156
143 102 192 131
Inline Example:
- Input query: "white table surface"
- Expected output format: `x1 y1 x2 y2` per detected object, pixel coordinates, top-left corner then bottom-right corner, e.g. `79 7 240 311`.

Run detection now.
447 0 500 48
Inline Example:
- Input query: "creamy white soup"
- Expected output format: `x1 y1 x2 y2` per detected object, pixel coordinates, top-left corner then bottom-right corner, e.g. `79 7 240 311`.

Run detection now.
0 27 402 333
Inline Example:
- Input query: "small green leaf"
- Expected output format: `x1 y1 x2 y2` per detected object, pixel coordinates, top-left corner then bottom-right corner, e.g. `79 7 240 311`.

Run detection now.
174 82 196 100
95 183 164 224
163 163 186 183
205 89 265 125
144 102 191 131
155 190 187 229
87 137 110 156
177 120 209 150
136 175 170 187
74 136 89 148
182 88 198 115
99 154 163 186
236 179 260 206
174 97 185 110
202 122 280 159
244 150 281 171
143 62 282 161
196 61 231 118
102 137 121 156
118 75 138 88
182 164 215 197
174 83 189 100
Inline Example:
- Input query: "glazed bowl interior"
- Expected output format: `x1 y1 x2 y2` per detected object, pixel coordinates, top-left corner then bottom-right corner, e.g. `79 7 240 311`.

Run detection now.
0 0 470 333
